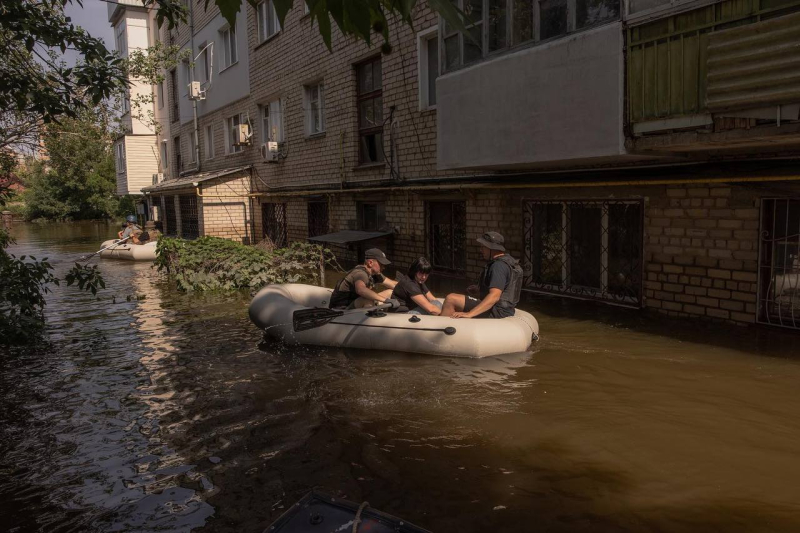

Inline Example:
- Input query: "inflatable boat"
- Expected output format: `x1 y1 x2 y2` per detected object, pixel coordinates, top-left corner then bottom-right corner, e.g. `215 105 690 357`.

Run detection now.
98 239 157 261
249 284 539 358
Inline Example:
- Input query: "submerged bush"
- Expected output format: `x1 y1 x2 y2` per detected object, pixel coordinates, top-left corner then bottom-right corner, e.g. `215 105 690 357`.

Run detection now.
155 236 338 292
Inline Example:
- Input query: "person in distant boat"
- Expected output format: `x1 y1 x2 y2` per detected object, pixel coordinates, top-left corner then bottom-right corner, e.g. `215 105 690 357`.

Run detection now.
118 215 141 241
329 248 399 310
440 231 523 319
390 257 442 315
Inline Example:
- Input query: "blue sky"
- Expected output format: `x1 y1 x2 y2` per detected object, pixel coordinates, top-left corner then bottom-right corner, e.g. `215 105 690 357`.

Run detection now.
64 0 116 64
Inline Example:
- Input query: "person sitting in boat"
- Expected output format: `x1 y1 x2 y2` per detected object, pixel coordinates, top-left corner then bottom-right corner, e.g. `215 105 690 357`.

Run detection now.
390 257 442 315
329 248 399 310
118 215 141 241
440 231 523 319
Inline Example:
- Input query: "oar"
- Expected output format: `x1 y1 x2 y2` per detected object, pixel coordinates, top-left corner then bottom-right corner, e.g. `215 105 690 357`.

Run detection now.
79 235 132 262
293 303 392 332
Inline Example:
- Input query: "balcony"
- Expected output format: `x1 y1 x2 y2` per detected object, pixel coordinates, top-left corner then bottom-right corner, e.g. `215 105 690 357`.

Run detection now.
627 0 800 155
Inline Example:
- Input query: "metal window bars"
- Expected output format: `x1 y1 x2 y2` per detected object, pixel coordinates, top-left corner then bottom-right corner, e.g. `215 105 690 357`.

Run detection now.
427 201 467 273
523 199 644 307
307 200 329 238
757 198 800 329
179 195 200 240
164 196 178 237
262 202 288 248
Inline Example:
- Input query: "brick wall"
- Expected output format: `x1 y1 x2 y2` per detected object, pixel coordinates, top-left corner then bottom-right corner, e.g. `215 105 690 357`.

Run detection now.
200 173 252 243
645 185 761 323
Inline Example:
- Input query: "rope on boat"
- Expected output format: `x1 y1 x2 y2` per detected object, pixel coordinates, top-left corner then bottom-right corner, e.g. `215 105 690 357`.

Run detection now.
352 501 370 533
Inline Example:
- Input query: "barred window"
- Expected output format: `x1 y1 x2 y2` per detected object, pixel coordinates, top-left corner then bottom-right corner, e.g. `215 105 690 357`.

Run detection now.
262 202 287 248
758 198 800 329
357 201 385 231
179 195 199 239
164 196 178 237
427 201 466 273
307 200 329 238
523 200 643 306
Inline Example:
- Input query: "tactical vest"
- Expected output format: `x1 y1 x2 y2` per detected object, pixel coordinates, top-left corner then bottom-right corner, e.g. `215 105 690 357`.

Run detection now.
479 254 523 310
330 265 375 308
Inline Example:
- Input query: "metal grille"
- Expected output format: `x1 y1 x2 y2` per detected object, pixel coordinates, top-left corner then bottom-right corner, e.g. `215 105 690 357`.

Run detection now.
262 202 287 248
179 194 200 240
164 196 178 237
428 201 466 273
523 200 644 307
758 198 800 329
307 200 329 238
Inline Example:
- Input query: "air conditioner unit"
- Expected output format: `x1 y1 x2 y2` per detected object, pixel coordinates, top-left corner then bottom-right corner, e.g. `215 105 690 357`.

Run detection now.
260 141 280 162
234 123 251 146
188 81 204 100
152 172 164 185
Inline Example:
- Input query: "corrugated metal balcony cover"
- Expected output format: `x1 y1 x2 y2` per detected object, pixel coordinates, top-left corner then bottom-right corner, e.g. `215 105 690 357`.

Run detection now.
706 11 800 113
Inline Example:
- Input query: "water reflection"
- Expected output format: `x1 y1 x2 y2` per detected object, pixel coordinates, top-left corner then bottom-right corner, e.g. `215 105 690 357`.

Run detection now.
2 222 800 533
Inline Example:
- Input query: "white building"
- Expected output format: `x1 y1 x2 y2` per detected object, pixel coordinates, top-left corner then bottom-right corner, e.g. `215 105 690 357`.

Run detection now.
108 0 168 197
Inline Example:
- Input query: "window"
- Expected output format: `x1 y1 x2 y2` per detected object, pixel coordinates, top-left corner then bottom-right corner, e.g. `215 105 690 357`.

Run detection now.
357 201 385 231
427 201 466 272
174 136 182 173
225 113 246 154
261 100 283 143
304 82 324 135
160 141 169 172
257 0 280 42
164 196 178 236
307 200 329 238
356 58 384 164
115 141 126 171
262 203 287 247
441 0 619 72
758 198 800 329
523 199 643 307
220 22 238 69
115 21 128 57
304 1 310 14
205 124 215 159
182 60 190 95
188 132 197 164
170 69 179 121
179 195 200 239
120 89 130 114
157 81 164 109
199 42 211 83
418 29 439 109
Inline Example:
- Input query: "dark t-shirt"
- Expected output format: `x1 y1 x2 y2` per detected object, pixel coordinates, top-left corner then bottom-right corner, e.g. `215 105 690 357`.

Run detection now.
391 274 429 311
480 260 514 318
329 267 385 308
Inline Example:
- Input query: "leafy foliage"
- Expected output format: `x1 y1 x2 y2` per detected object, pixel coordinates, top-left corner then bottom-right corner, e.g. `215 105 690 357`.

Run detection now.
64 263 106 295
20 108 119 220
155 236 338 291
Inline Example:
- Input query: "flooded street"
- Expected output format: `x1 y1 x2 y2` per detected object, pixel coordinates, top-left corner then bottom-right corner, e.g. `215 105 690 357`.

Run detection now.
3 221 800 532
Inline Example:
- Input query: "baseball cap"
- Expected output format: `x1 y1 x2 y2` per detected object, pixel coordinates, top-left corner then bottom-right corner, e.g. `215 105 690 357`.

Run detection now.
364 248 391 265
476 231 506 252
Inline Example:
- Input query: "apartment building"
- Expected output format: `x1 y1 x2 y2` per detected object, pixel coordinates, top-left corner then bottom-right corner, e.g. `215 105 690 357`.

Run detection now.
125 0 800 329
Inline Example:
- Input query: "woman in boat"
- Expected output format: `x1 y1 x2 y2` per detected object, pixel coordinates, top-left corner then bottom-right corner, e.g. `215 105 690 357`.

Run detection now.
391 257 442 315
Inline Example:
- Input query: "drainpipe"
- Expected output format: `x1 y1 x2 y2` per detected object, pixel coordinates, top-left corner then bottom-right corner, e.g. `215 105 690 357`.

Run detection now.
189 0 201 172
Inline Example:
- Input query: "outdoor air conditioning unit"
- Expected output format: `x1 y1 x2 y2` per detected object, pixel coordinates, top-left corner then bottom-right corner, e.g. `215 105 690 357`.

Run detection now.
234 123 251 146
260 141 280 162
152 172 164 185
188 81 204 100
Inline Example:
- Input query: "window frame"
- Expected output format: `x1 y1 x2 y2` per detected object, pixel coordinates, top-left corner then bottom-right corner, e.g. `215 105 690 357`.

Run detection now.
418 27 439 111
357 201 386 232
426 200 467 274
174 136 183 173
260 99 284 143
219 21 238 71
304 81 325 136
205 124 215 160
225 112 246 154
355 57 384 165
256 0 281 43
170 69 179 122
188 131 197 164
116 141 126 172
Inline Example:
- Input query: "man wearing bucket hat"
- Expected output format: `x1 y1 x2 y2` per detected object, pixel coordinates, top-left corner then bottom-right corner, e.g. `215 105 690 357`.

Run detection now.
441 231 523 319
329 248 400 310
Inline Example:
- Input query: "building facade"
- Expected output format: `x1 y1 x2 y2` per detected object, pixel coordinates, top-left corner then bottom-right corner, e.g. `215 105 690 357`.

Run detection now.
114 0 800 329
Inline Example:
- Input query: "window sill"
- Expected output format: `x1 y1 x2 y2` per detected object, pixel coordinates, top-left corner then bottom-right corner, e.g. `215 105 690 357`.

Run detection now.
254 32 281 51
353 162 386 171
419 105 437 113
305 131 326 140
219 60 239 74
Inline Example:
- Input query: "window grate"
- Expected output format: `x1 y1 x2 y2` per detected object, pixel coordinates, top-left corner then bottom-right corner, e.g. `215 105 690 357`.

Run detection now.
427 201 467 273
307 200 329 238
179 195 200 240
757 198 800 329
164 196 178 237
523 199 644 307
262 202 287 248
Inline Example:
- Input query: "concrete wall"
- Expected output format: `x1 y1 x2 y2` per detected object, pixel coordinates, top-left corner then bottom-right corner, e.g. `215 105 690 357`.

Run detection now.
437 22 627 170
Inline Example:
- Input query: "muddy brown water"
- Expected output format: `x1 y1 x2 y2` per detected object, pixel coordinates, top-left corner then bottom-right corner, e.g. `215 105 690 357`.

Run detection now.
2 221 800 533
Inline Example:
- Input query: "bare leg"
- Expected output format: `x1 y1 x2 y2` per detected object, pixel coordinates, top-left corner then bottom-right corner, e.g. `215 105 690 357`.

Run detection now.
440 293 466 317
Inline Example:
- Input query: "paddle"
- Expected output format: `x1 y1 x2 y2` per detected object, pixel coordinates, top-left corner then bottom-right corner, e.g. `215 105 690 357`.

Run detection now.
79 235 132 262
293 303 393 332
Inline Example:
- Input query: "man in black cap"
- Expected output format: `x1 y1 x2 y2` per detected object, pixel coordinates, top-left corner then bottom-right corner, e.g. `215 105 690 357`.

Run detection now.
329 248 399 309
441 231 523 319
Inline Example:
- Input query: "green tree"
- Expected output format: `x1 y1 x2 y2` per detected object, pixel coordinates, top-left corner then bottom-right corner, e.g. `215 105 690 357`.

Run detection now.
22 108 119 221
